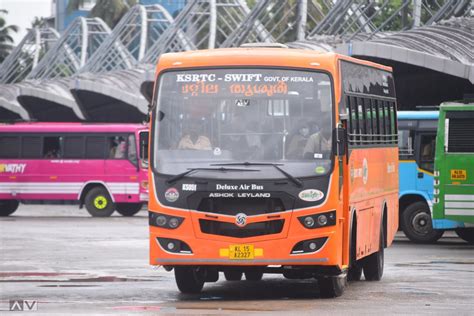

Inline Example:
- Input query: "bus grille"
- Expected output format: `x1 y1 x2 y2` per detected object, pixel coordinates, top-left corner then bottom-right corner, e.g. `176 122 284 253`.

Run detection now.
199 219 284 238
196 197 285 216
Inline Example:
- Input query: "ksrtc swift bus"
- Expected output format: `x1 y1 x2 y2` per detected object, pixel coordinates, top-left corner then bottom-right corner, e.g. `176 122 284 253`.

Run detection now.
433 102 474 244
148 47 399 297
397 111 445 243
0 123 149 217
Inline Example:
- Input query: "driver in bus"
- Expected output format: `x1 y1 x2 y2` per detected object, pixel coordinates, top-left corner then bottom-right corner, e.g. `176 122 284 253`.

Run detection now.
178 120 212 150
303 121 331 159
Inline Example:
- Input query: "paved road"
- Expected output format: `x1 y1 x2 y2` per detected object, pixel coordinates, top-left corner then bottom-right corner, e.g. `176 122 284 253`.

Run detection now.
1 205 473 314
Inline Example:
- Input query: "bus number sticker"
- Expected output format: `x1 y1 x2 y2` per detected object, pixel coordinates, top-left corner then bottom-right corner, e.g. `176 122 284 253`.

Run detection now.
450 169 466 181
164 188 179 202
298 189 324 202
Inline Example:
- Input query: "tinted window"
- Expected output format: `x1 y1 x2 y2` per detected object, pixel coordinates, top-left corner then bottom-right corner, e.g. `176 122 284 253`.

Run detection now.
22 136 42 158
43 136 61 159
63 136 84 158
419 134 436 172
86 136 106 159
0 136 20 158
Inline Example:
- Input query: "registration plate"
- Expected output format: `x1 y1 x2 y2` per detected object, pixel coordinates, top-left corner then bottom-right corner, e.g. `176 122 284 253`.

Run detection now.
229 244 254 260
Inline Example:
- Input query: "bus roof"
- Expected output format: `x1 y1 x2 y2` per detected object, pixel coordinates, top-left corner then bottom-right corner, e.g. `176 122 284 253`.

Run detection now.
397 111 439 120
155 48 392 73
0 122 148 133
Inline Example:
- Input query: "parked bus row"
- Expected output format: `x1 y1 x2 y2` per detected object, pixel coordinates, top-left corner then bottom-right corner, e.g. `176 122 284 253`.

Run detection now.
398 105 474 244
0 123 149 217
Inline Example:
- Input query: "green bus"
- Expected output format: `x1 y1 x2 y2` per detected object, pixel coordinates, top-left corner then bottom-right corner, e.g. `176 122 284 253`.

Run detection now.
433 102 474 244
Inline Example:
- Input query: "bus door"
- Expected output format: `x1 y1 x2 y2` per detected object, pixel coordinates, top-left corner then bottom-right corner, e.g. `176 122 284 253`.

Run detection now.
415 132 436 197
104 134 139 195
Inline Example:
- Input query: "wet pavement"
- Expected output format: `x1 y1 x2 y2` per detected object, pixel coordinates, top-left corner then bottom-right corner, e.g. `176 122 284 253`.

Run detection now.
1 205 473 314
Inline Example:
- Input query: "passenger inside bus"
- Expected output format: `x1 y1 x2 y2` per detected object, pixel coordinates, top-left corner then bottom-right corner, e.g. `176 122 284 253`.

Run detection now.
178 120 212 150
303 121 331 159
109 137 127 159
286 122 310 159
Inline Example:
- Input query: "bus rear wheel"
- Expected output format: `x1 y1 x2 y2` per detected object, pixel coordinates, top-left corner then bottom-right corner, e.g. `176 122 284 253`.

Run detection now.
363 224 384 281
174 267 204 294
84 187 115 217
318 275 346 298
455 228 474 244
115 203 143 216
0 200 19 217
401 202 444 243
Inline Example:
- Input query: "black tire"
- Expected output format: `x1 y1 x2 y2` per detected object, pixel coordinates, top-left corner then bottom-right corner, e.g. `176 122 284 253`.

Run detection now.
84 187 115 217
455 228 474 244
224 271 243 281
115 203 143 216
348 216 362 282
0 200 19 217
318 275 346 298
174 267 204 294
363 224 384 281
401 201 444 243
244 270 263 281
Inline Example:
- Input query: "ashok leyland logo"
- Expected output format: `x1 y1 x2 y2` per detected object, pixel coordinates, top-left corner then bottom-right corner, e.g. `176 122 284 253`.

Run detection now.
235 213 247 227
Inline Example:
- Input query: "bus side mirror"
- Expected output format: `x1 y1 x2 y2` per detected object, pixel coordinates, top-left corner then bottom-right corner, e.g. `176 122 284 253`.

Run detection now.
334 127 346 157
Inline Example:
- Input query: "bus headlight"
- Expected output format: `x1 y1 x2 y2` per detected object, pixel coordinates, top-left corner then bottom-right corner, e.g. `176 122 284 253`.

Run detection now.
149 212 184 229
298 211 336 229
141 180 149 190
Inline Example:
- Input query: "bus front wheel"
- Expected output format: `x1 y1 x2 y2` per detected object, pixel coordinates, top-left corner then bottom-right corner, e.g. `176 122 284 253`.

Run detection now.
174 267 204 294
318 275 346 298
401 202 444 243
455 228 474 244
84 187 115 217
0 200 19 217
362 224 384 281
115 203 143 216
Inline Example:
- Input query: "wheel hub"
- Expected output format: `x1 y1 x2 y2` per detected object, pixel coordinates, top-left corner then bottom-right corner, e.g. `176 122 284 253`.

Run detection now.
94 196 108 210
412 211 432 235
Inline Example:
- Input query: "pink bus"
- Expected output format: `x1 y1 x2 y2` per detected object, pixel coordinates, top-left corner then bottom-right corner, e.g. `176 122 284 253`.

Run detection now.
0 122 149 217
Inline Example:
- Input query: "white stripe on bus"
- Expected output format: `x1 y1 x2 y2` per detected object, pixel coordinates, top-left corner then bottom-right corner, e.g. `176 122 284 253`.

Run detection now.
445 209 474 216
445 201 474 208
0 182 139 195
445 194 474 202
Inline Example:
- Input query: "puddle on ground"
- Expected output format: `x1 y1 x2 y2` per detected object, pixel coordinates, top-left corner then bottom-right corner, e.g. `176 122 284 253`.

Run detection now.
0 272 158 283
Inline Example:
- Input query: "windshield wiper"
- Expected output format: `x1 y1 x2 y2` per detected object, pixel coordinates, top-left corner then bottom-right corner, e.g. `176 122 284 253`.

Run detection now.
167 167 260 184
211 162 303 187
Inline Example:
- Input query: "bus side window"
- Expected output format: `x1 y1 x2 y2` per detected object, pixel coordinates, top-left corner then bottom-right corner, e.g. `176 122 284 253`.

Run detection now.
63 136 84 159
378 101 385 143
128 134 138 166
349 96 358 146
85 136 106 159
21 136 42 159
398 129 414 160
43 136 61 159
371 100 378 143
418 134 436 172
358 98 365 145
108 136 126 159
0 136 20 158
364 98 372 143
384 102 390 139
390 102 397 143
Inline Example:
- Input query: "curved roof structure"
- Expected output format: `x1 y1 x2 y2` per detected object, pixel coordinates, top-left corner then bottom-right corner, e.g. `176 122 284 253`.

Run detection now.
0 85 30 120
13 17 111 121
336 17 473 83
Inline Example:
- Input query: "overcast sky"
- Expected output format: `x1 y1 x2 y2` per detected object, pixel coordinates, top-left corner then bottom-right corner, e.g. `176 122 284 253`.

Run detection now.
1 0 53 45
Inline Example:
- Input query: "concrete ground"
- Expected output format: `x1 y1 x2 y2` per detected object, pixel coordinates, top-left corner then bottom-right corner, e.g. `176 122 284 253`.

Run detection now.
0 205 473 315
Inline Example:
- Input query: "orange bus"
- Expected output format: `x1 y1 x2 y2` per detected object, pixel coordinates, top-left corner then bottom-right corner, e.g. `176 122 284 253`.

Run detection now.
148 46 399 297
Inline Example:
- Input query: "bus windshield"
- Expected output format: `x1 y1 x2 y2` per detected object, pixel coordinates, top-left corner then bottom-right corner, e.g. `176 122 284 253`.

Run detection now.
154 68 333 179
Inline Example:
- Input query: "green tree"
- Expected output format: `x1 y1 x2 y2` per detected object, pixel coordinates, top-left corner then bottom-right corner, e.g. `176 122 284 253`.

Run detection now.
0 10 19 63
67 0 137 28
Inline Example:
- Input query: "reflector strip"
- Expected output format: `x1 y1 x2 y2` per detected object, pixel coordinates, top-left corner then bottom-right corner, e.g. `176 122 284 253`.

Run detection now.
445 194 474 201
445 209 474 216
